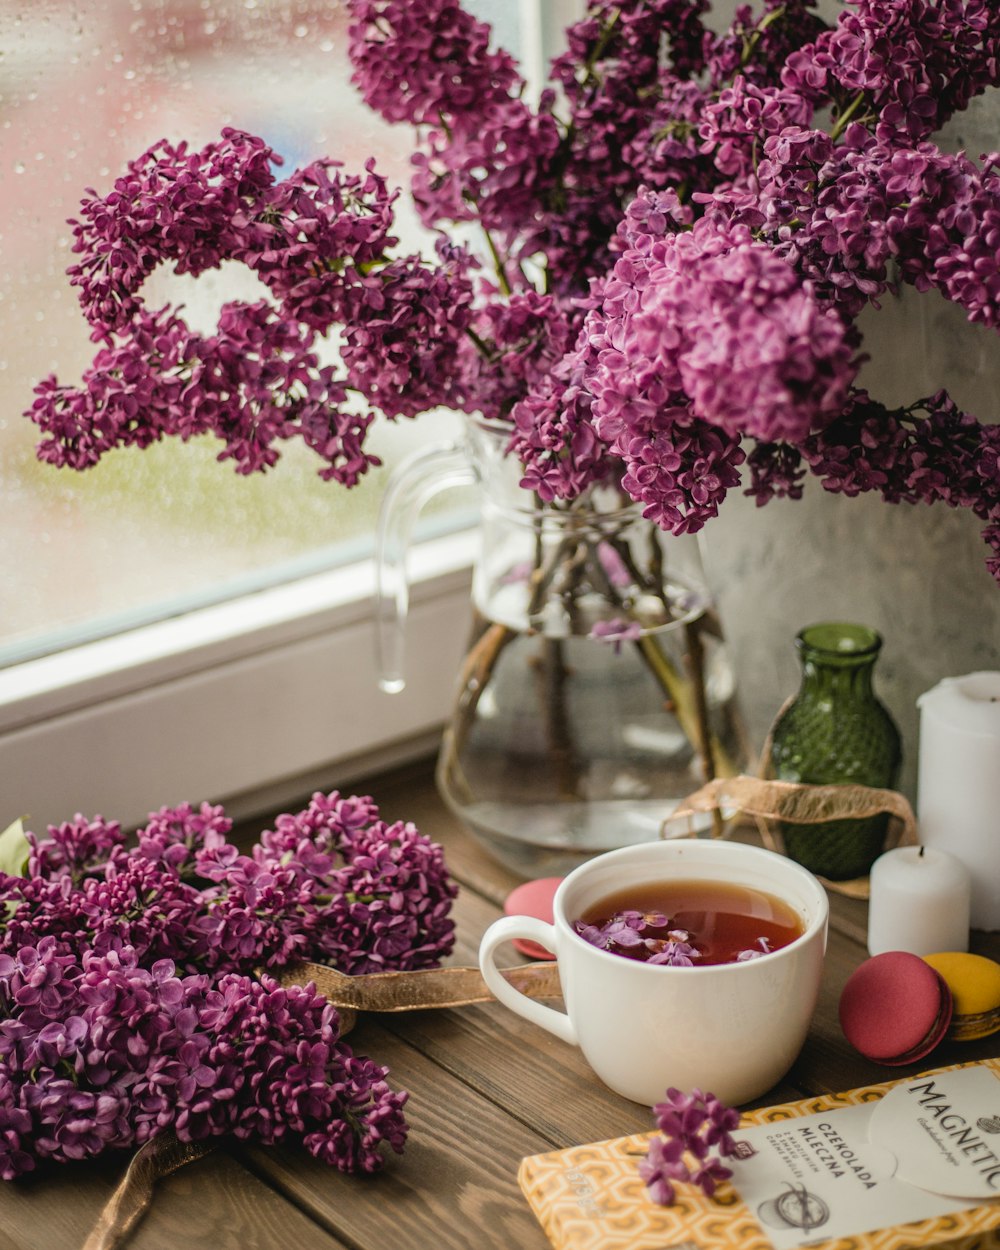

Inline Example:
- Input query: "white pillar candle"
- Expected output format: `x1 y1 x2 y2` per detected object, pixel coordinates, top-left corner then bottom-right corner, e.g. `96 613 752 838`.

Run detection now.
917 672 1000 930
867 845 971 956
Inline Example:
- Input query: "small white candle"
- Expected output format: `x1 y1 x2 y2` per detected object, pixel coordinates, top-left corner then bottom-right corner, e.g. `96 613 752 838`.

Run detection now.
867 845 971 956
917 672 1000 930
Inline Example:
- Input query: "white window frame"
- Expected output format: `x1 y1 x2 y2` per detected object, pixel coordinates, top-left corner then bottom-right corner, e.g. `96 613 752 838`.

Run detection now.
0 1 579 832
0 530 476 831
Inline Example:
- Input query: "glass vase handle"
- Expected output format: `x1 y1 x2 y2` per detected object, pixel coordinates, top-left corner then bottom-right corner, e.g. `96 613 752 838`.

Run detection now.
374 439 476 693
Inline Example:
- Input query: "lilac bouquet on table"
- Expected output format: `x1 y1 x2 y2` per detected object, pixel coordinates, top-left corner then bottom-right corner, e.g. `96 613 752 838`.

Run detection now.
0 791 456 1179
25 0 1000 582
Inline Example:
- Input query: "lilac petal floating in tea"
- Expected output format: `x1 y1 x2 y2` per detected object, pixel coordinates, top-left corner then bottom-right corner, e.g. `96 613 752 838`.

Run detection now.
646 940 698 967
736 936 773 962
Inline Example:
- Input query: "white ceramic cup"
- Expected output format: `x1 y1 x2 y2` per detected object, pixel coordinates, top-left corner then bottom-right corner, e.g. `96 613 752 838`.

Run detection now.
479 840 829 1107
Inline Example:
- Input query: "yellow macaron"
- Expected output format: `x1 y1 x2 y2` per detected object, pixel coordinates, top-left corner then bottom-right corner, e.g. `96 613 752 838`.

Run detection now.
923 952 1000 1041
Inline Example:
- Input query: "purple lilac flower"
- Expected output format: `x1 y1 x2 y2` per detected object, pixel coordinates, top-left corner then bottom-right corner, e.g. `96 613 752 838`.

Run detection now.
646 939 699 967
574 910 647 952
459 290 577 424
66 129 277 337
641 1088 740 1206
0 789 455 1177
28 304 198 471
638 1133 687 1206
347 0 522 129
742 387 1000 583
699 80 815 181
509 370 614 504
800 0 1000 141
27 297 387 486
574 910 701 964
348 0 563 280
530 215 750 527
706 0 828 91
339 247 477 419
0 1073 34 1180
410 101 562 270
625 77 716 201
244 158 401 328
590 210 858 447
251 790 458 975
738 124 1000 330
29 126 478 487
800 389 999 512
26 814 125 885
135 802 233 878
736 937 773 961
539 0 712 284
744 442 807 507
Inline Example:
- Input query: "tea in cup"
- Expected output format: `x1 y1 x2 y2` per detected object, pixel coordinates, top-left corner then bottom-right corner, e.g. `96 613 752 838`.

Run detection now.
478 839 828 1106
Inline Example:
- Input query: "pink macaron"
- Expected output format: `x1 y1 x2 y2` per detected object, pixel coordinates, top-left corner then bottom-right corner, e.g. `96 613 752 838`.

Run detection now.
839 951 954 1066
504 877 562 960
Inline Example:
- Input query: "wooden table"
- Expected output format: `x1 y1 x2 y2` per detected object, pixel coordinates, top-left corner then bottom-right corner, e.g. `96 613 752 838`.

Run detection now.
3 758 998 1250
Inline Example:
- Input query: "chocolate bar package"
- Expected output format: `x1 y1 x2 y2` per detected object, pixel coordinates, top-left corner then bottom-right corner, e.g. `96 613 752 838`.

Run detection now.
519 1059 1000 1250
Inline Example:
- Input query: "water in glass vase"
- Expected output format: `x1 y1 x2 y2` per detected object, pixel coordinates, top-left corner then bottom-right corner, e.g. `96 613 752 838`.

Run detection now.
436 610 746 877
376 413 749 878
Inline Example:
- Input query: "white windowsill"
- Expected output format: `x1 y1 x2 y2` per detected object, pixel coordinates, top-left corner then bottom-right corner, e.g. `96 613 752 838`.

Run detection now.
0 531 476 832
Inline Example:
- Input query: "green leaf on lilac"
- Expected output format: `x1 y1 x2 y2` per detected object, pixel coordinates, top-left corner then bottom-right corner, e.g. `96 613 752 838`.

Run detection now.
0 818 30 879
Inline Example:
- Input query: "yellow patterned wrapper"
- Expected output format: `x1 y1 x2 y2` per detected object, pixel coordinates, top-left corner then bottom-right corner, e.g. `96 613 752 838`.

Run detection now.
519 1058 1000 1250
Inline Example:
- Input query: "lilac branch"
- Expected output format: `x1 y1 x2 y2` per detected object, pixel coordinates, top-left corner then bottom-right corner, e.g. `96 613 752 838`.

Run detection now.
640 1088 740 1206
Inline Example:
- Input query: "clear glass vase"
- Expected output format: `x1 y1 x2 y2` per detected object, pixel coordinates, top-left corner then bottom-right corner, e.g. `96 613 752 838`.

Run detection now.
376 415 749 877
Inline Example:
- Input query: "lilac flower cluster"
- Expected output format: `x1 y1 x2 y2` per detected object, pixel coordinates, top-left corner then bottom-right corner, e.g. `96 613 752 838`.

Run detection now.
799 0 1000 141
28 129 476 484
0 945 410 1180
0 790 456 1178
574 909 699 966
718 122 1000 329
24 0 1000 583
540 0 711 284
508 357 613 503
746 390 1000 578
460 290 576 424
0 946 406 1179
582 210 857 528
348 0 562 280
640 1087 740 1206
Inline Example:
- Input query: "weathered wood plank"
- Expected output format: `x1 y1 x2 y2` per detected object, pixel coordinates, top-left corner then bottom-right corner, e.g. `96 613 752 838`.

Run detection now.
131 1151 351 1250
0 1150 348 1250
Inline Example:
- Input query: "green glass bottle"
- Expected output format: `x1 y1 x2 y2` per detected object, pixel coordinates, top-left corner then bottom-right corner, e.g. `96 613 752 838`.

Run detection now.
768 622 902 880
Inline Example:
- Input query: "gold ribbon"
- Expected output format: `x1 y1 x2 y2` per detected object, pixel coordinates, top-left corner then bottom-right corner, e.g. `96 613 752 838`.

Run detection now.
277 959 562 1034
662 774 918 897
85 961 562 1249
82 1135 216 1250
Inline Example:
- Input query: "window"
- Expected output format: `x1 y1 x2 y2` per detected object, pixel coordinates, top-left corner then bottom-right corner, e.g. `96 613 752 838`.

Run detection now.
0 1 570 829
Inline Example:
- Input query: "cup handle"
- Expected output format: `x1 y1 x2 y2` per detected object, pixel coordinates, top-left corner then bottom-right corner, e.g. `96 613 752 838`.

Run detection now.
478 917 578 1046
